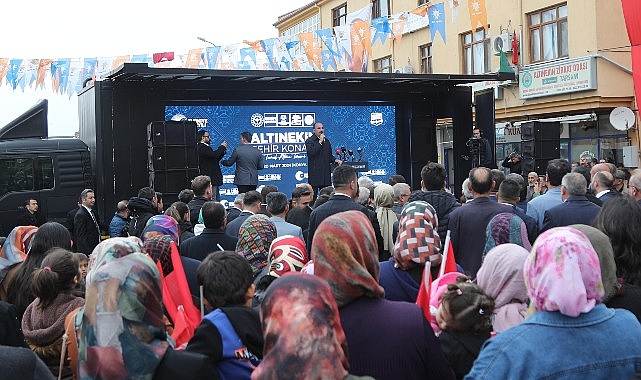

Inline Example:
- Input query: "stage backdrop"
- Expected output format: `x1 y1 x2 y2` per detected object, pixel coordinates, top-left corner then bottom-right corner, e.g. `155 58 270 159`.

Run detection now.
165 104 396 205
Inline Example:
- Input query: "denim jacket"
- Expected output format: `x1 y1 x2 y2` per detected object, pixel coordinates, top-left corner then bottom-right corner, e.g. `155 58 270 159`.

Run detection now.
466 304 641 380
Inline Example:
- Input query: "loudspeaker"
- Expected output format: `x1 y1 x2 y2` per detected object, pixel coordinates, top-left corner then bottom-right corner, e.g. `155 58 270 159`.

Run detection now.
150 169 200 193
409 117 437 190
147 121 198 146
148 145 198 171
520 121 560 175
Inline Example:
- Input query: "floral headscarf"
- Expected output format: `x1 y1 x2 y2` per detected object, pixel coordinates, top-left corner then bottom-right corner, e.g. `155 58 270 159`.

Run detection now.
393 201 441 270
87 237 143 284
525 227 604 317
78 253 169 380
476 243 529 332
312 211 384 307
267 235 308 278
374 183 398 252
141 215 179 243
483 212 531 256
252 273 349 380
0 225 38 270
236 214 277 277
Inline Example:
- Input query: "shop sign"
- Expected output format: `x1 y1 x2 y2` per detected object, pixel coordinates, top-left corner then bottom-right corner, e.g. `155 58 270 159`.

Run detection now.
496 123 521 143
519 56 597 99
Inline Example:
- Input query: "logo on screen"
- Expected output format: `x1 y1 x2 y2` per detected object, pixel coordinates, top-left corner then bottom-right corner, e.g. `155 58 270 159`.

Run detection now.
295 171 309 181
370 113 384 126
251 113 264 127
262 113 315 127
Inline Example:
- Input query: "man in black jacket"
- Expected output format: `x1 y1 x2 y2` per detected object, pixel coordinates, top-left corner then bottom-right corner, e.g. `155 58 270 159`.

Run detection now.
180 201 238 261
127 187 158 238
197 130 227 201
408 162 460 244
305 122 342 198
501 151 523 175
188 175 213 224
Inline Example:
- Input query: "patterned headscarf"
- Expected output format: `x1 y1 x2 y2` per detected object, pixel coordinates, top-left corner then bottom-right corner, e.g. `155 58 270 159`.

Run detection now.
525 227 604 317
77 254 168 380
312 211 384 307
476 244 529 332
141 215 179 243
267 235 308 278
237 214 277 277
87 237 143 284
374 184 398 252
0 225 38 269
393 201 441 271
483 212 531 256
252 273 349 380
142 235 174 275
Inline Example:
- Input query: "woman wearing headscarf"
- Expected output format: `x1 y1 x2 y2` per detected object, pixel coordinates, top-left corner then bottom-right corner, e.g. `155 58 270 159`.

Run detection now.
467 227 641 379
76 253 214 380
571 224 641 322
253 235 308 306
475 244 529 332
141 215 179 243
236 214 277 278
374 183 398 261
482 212 531 257
313 211 454 380
0 225 38 301
379 201 441 303
252 273 373 380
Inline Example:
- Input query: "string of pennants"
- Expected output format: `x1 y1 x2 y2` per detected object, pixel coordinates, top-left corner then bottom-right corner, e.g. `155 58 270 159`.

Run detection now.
0 0 488 97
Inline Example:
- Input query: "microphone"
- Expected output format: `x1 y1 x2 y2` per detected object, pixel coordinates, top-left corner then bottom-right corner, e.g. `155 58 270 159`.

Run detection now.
335 149 342 160
348 149 354 161
357 147 363 161
341 146 347 160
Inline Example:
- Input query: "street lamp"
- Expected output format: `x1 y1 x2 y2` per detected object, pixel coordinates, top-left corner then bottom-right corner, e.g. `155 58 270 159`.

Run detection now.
197 37 218 47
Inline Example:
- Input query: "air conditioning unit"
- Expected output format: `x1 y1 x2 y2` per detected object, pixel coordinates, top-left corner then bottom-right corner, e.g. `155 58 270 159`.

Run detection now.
394 66 414 74
492 33 513 55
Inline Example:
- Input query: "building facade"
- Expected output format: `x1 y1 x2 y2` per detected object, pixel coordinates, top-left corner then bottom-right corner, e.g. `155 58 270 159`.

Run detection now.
275 0 639 174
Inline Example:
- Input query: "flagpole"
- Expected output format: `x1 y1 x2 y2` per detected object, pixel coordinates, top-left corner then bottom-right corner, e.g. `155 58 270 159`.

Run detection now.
439 230 451 278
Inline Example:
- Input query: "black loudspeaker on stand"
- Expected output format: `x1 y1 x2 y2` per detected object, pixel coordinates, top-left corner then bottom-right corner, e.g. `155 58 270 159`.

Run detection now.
520 121 561 175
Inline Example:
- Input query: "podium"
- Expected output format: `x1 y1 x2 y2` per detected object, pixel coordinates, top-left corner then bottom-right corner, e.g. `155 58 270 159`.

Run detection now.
342 161 369 172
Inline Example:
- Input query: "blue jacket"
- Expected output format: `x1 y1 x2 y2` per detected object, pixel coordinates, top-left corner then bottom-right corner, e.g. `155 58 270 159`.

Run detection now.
466 304 641 380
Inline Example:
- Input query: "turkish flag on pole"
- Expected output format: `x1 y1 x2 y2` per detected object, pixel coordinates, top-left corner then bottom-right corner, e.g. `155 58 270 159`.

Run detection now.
622 0 641 106
416 261 432 321
512 30 519 66
438 230 458 278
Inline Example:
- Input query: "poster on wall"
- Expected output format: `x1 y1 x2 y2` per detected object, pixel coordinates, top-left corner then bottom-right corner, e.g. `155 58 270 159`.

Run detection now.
165 104 396 205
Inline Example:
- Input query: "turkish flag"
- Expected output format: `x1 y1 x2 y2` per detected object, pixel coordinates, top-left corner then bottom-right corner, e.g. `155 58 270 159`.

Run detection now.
512 31 519 66
622 0 641 106
415 262 432 321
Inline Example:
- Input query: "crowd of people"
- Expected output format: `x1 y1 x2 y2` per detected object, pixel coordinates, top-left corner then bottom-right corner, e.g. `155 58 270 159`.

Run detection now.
2 144 641 379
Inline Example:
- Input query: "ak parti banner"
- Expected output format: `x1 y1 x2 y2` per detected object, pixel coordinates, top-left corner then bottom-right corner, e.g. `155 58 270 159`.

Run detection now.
468 0 488 32
622 0 641 108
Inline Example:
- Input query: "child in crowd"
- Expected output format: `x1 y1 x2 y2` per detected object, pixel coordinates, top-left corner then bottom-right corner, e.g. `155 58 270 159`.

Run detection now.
72 252 88 297
186 251 263 380
21 248 85 375
435 276 494 380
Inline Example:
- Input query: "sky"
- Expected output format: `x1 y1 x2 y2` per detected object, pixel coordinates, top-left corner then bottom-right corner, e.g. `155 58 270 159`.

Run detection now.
0 0 311 136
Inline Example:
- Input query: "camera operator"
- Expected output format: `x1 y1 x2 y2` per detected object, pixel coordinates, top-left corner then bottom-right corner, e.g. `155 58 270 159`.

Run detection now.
467 128 494 168
502 151 522 175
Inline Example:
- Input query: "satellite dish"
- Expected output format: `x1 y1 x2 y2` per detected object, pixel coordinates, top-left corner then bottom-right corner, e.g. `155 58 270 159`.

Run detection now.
609 107 635 131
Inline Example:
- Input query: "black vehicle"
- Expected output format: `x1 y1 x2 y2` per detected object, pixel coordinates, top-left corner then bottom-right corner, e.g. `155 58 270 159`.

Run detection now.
0 100 92 236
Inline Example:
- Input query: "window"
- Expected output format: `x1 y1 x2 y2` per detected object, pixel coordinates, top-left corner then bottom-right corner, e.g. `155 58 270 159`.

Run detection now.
281 14 320 58
373 0 390 19
333 3 347 27
462 28 491 74
374 56 393 73
418 0 430 5
420 44 432 74
0 157 54 195
529 4 568 62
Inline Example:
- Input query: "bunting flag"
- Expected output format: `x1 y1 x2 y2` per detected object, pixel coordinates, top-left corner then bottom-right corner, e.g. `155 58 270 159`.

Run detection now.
239 47 257 70
261 38 278 69
622 0 641 108
219 44 241 70
450 0 460 22
415 261 432 321
429 2 447 44
96 57 115 79
298 32 322 70
321 50 337 71
111 55 130 71
205 46 221 69
6 59 23 90
185 48 203 69
50 59 70 94
468 0 488 32
153 52 174 64
67 60 84 98
333 24 353 66
346 3 372 25
371 17 392 45
350 19 372 72
316 28 339 57
274 38 294 71
391 18 407 42
410 5 429 17
131 54 152 64
243 40 264 52
83 58 97 82
35 59 51 89
24 59 39 88
0 59 10 86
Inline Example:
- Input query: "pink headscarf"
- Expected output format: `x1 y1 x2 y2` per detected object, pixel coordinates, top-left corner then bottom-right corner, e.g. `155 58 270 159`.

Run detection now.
477 244 529 332
525 227 604 317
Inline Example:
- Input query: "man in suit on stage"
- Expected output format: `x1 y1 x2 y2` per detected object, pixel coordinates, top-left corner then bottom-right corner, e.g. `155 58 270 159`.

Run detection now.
541 173 601 233
197 129 227 201
305 122 342 198
73 189 101 255
222 131 264 194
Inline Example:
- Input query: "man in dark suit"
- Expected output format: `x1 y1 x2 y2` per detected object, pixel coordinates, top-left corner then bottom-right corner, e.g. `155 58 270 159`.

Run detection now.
16 198 42 227
179 201 238 261
592 171 620 205
73 189 101 255
448 167 513 277
541 173 602 233
306 165 384 259
226 193 244 224
197 130 227 202
305 122 342 198
221 131 263 194
224 190 262 238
